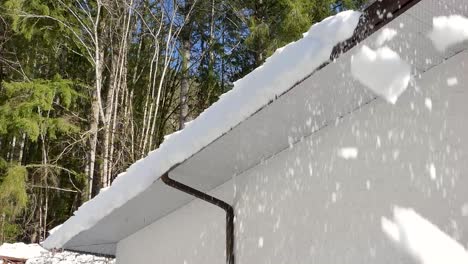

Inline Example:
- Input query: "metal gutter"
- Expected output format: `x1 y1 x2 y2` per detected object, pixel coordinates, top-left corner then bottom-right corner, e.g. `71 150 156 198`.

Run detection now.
161 173 235 264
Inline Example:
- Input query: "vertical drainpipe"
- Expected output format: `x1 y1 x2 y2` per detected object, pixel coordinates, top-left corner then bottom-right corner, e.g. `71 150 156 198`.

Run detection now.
161 173 235 264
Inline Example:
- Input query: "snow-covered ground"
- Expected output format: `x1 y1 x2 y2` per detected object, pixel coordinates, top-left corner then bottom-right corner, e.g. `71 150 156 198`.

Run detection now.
26 251 114 264
0 243 114 264
0 243 46 261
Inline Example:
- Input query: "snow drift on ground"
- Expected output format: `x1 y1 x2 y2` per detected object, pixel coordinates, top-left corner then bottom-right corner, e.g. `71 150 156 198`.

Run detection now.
428 15 468 52
0 243 46 260
0 242 114 264
381 207 468 264
351 45 411 104
43 10 362 249
26 250 114 264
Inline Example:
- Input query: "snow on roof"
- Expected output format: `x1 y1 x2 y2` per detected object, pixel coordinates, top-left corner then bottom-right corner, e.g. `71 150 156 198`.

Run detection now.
43 10 362 250
0 243 47 260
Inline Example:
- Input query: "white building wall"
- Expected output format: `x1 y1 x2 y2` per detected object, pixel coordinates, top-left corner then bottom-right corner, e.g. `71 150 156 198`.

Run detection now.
116 50 468 264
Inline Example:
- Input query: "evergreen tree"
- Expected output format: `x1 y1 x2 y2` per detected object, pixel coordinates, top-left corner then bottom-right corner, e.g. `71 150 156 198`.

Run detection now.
237 0 365 67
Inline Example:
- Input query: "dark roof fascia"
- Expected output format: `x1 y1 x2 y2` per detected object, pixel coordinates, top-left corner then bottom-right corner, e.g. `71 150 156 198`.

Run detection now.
331 0 422 59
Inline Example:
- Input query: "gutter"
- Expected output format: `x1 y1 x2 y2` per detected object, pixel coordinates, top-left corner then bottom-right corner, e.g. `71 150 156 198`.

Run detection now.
161 173 235 264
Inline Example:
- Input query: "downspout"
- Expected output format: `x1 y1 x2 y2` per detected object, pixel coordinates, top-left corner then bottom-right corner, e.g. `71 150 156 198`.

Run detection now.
161 173 235 264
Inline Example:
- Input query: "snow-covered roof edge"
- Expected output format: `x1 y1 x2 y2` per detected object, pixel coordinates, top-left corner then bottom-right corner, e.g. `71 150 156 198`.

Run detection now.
43 10 363 249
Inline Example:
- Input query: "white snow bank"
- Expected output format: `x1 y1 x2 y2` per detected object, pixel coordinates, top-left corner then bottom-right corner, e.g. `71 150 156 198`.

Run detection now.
381 206 468 264
351 45 411 104
43 10 362 249
0 243 113 264
375 28 397 46
0 243 47 260
428 15 468 52
26 250 114 264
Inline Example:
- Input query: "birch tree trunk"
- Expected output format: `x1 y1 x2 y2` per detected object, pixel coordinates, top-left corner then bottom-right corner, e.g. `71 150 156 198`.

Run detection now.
88 2 104 198
179 1 193 130
18 133 26 164
8 136 16 162
179 45 191 128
